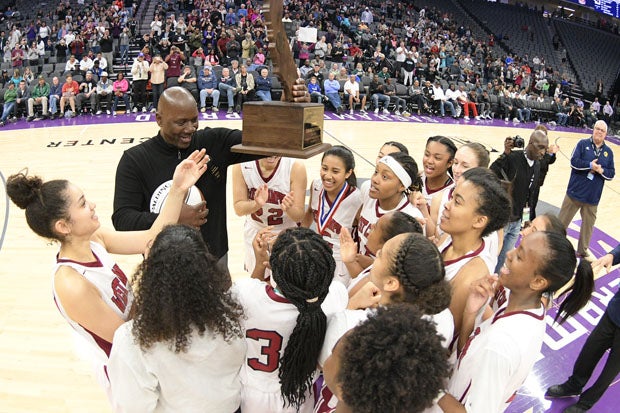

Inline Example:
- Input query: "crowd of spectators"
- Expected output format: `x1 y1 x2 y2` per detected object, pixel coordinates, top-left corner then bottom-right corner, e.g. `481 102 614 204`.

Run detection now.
0 0 617 129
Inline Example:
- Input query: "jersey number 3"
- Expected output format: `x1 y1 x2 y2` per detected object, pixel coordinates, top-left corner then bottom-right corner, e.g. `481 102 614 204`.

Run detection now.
246 329 283 372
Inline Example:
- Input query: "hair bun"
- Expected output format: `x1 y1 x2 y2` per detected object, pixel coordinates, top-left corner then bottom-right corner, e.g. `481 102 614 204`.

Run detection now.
6 171 43 210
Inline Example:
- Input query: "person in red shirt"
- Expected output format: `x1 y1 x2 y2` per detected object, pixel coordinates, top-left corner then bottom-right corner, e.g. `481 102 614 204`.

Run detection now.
60 74 79 116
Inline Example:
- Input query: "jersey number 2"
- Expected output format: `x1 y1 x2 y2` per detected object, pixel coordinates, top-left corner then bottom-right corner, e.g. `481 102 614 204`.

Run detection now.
246 329 283 372
251 208 284 226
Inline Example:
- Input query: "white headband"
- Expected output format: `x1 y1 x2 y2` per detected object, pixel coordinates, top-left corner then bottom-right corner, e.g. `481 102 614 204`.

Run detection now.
378 156 412 189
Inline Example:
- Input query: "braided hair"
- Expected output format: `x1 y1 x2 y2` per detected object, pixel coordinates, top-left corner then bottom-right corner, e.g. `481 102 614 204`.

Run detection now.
269 227 336 409
389 233 451 315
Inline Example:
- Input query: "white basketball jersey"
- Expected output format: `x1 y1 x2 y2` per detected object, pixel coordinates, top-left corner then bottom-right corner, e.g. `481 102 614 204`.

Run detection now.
52 242 133 382
448 303 546 413
241 158 298 271
357 194 423 257
233 278 348 413
310 179 362 285
421 173 454 207
439 235 497 282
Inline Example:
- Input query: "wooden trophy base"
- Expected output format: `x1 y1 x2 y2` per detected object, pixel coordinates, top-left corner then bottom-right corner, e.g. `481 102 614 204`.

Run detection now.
231 101 331 159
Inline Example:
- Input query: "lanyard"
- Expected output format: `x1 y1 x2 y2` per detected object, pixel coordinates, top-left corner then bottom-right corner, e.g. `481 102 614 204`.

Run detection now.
318 182 348 232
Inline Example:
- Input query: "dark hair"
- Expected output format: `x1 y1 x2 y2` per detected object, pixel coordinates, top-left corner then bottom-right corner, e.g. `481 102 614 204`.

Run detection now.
6 170 70 241
427 135 457 177
386 152 422 193
270 227 335 409
461 168 511 237
381 210 423 243
131 225 243 352
460 142 490 168
536 231 594 324
538 213 566 236
382 141 409 155
388 233 451 315
322 145 357 188
338 305 450 413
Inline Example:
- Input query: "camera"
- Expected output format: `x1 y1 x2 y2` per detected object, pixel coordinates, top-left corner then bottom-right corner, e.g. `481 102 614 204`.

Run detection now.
512 135 525 148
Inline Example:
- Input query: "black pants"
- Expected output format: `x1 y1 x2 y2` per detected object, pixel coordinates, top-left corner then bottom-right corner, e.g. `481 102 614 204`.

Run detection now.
132 79 148 109
565 312 620 408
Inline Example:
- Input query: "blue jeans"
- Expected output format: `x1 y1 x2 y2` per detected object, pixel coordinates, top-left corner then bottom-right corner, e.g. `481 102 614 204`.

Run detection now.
218 83 235 108
1 101 15 121
119 45 129 65
325 92 342 110
255 90 272 101
439 100 456 116
200 89 220 107
495 219 521 273
372 93 390 110
112 93 131 112
49 94 59 114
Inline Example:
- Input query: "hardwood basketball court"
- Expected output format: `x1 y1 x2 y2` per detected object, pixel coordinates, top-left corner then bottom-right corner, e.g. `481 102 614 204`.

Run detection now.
0 114 618 412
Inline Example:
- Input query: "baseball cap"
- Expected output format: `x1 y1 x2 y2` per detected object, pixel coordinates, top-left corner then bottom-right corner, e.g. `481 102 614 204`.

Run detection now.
101 71 108 77
86 70 93 75
38 75 44 80
138 52 145 57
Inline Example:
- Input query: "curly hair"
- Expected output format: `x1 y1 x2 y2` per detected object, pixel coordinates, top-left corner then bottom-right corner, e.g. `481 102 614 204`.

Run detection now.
461 167 511 237
337 305 450 413
381 210 423 243
269 227 335 410
6 169 71 241
388 233 451 315
131 224 243 353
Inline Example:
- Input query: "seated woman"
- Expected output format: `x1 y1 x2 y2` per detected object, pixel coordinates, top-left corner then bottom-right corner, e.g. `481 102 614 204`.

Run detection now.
111 72 131 114
108 225 245 412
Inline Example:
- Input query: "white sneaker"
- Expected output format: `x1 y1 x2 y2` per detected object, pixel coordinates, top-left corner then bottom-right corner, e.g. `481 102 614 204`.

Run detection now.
95 110 102 115
464 116 470 120
504 117 509 121
395 110 401 115
475 115 481 120
142 107 147 113
150 108 156 113
513 117 520 123
374 108 379 114
382 108 390 115
106 110 111 115
132 107 138 113
350 109 354 114
112 111 116 116
360 109 367 114
402 111 411 117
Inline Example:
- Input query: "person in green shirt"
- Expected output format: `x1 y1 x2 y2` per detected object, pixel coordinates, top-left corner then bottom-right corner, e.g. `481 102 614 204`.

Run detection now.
27 75 50 121
0 81 17 125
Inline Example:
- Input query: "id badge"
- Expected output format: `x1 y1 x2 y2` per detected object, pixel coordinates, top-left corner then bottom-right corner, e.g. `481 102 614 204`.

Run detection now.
522 207 530 224
587 172 594 180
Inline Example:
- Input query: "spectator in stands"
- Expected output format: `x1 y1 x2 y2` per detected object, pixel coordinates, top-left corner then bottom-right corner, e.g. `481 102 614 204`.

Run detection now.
76 71 97 115
69 34 85 61
457 85 480 120
384 78 409 116
500 88 519 122
79 54 93 75
14 79 30 118
344 74 367 115
26 41 39 69
254 68 272 102
377 66 391 81
552 96 568 126
432 80 456 118
324 72 344 114
234 64 254 113
602 100 614 124
515 89 531 123
64 55 78 75
11 44 24 68
95 72 113 115
148 54 167 113
178 65 199 104
59 74 79 117
55 38 68 63
402 51 416 87
0 82 16 126
307 76 327 104
569 103 586 128
111 72 131 115
99 30 114 75
407 79 428 115
198 66 220 112
47 76 62 119
336 66 349 81
130 53 149 113
165 45 185 84
119 27 131 66
21 67 33 86
217 67 236 114
369 75 390 114
27 75 49 121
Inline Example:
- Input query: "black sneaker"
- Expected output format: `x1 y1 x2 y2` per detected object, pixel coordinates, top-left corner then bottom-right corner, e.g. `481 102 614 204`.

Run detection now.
545 383 581 399
27 116 35 122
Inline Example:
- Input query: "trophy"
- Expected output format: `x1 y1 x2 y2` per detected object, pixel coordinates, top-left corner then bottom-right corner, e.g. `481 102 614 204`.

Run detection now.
231 0 331 159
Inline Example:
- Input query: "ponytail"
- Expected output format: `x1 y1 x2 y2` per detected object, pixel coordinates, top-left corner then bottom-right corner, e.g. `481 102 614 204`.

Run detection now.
554 259 594 324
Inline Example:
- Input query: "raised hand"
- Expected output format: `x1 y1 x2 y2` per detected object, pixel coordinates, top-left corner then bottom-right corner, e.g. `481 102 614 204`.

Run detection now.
339 228 358 264
252 226 277 269
254 184 269 208
348 281 382 310
178 202 208 228
172 149 209 191
592 253 614 274
280 191 294 212
465 273 498 315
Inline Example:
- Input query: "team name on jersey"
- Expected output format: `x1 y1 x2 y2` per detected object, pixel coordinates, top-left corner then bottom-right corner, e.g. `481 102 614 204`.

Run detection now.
248 187 287 204
313 209 343 235
110 264 129 313
358 215 372 238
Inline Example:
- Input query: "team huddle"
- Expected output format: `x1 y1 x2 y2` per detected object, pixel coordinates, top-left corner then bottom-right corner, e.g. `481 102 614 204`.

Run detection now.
7 106 613 412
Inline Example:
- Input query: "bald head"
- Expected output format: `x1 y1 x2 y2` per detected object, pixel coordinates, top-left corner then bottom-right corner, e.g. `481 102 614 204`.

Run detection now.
526 130 549 161
158 86 196 114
